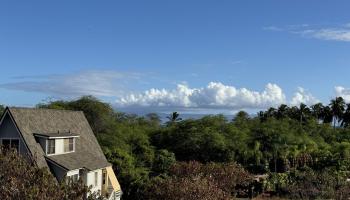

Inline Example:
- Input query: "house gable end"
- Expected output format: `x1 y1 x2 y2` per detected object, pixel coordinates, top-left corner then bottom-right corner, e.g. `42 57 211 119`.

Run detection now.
0 109 31 157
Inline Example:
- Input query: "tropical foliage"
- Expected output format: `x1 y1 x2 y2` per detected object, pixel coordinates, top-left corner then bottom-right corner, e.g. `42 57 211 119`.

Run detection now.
4 95 350 199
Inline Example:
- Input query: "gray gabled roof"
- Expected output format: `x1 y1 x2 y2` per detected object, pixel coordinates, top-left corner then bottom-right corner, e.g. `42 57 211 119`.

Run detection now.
7 107 111 171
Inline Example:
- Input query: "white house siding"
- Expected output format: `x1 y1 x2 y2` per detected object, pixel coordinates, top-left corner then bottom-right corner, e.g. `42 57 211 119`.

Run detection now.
67 169 80 177
87 168 103 195
0 113 28 155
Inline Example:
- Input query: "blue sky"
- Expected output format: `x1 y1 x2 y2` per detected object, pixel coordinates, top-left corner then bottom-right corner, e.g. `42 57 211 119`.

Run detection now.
1 1 350 114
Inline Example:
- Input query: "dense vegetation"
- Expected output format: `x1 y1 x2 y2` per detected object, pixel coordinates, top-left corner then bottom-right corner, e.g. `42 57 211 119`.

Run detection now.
0 149 100 200
6 96 350 199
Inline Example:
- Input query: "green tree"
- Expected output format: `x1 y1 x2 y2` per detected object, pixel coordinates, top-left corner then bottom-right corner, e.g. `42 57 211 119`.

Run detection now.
311 103 324 121
330 97 346 129
322 106 334 124
152 149 176 174
341 104 350 128
297 103 310 126
166 112 182 125
37 96 115 134
145 113 161 127
277 104 289 119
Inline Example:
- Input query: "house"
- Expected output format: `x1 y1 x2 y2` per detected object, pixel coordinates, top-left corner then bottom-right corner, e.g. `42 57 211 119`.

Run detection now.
0 107 122 200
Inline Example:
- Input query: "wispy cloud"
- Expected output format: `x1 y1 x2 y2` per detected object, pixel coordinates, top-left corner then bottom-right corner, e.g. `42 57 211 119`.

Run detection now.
0 70 141 97
264 22 350 42
230 60 244 65
263 26 284 31
301 29 350 42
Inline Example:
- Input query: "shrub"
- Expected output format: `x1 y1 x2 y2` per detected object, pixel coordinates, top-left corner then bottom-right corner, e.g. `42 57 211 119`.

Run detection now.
0 150 98 200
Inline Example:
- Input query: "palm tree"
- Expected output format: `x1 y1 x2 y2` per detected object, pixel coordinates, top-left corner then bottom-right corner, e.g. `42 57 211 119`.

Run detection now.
298 103 310 126
257 111 267 122
277 104 289 119
166 112 182 125
321 106 333 124
329 97 346 129
311 103 324 121
266 107 277 118
341 104 350 128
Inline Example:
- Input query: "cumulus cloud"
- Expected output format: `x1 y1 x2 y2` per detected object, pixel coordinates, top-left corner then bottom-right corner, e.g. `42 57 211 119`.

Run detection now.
0 70 140 97
290 87 320 106
264 23 350 42
335 86 350 102
116 82 287 110
1 69 325 113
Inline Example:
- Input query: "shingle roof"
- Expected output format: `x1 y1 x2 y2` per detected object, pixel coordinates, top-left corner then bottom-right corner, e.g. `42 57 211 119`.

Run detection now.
46 152 110 171
34 132 80 138
7 107 111 170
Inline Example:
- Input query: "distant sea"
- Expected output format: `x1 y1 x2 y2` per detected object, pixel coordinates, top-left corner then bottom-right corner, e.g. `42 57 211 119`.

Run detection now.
117 108 236 123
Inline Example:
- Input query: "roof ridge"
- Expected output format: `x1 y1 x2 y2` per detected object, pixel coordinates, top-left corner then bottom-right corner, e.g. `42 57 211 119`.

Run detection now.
8 107 84 113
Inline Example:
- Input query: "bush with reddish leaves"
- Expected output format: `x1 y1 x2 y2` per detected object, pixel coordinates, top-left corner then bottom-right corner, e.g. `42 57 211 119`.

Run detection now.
0 150 99 200
145 161 254 200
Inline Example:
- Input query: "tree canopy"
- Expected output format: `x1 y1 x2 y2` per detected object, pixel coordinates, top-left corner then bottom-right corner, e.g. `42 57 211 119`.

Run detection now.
4 96 350 199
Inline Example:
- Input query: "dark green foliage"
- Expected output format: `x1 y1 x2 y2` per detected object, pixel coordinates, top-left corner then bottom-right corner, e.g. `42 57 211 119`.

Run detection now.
37 97 350 199
166 111 182 126
330 97 346 128
152 149 176 174
152 115 235 162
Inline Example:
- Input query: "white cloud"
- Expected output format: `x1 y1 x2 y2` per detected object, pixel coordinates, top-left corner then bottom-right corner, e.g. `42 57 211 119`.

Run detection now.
0 69 328 113
263 26 284 31
301 29 350 42
0 70 140 97
290 87 320 106
264 23 350 42
335 86 350 102
116 82 286 110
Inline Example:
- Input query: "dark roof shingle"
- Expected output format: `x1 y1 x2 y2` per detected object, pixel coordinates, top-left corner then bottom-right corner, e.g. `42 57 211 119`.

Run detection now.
34 132 80 138
8 107 110 170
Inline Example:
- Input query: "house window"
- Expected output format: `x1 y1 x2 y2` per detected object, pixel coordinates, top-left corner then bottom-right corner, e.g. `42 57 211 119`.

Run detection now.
64 138 74 152
94 171 98 186
2 139 11 150
1 139 19 152
47 139 55 154
68 174 79 183
102 171 106 185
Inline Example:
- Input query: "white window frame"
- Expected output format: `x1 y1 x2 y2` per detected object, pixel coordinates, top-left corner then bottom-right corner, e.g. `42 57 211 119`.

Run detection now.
0 138 20 152
67 173 79 183
63 138 75 153
94 171 98 186
66 168 81 184
46 139 56 155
